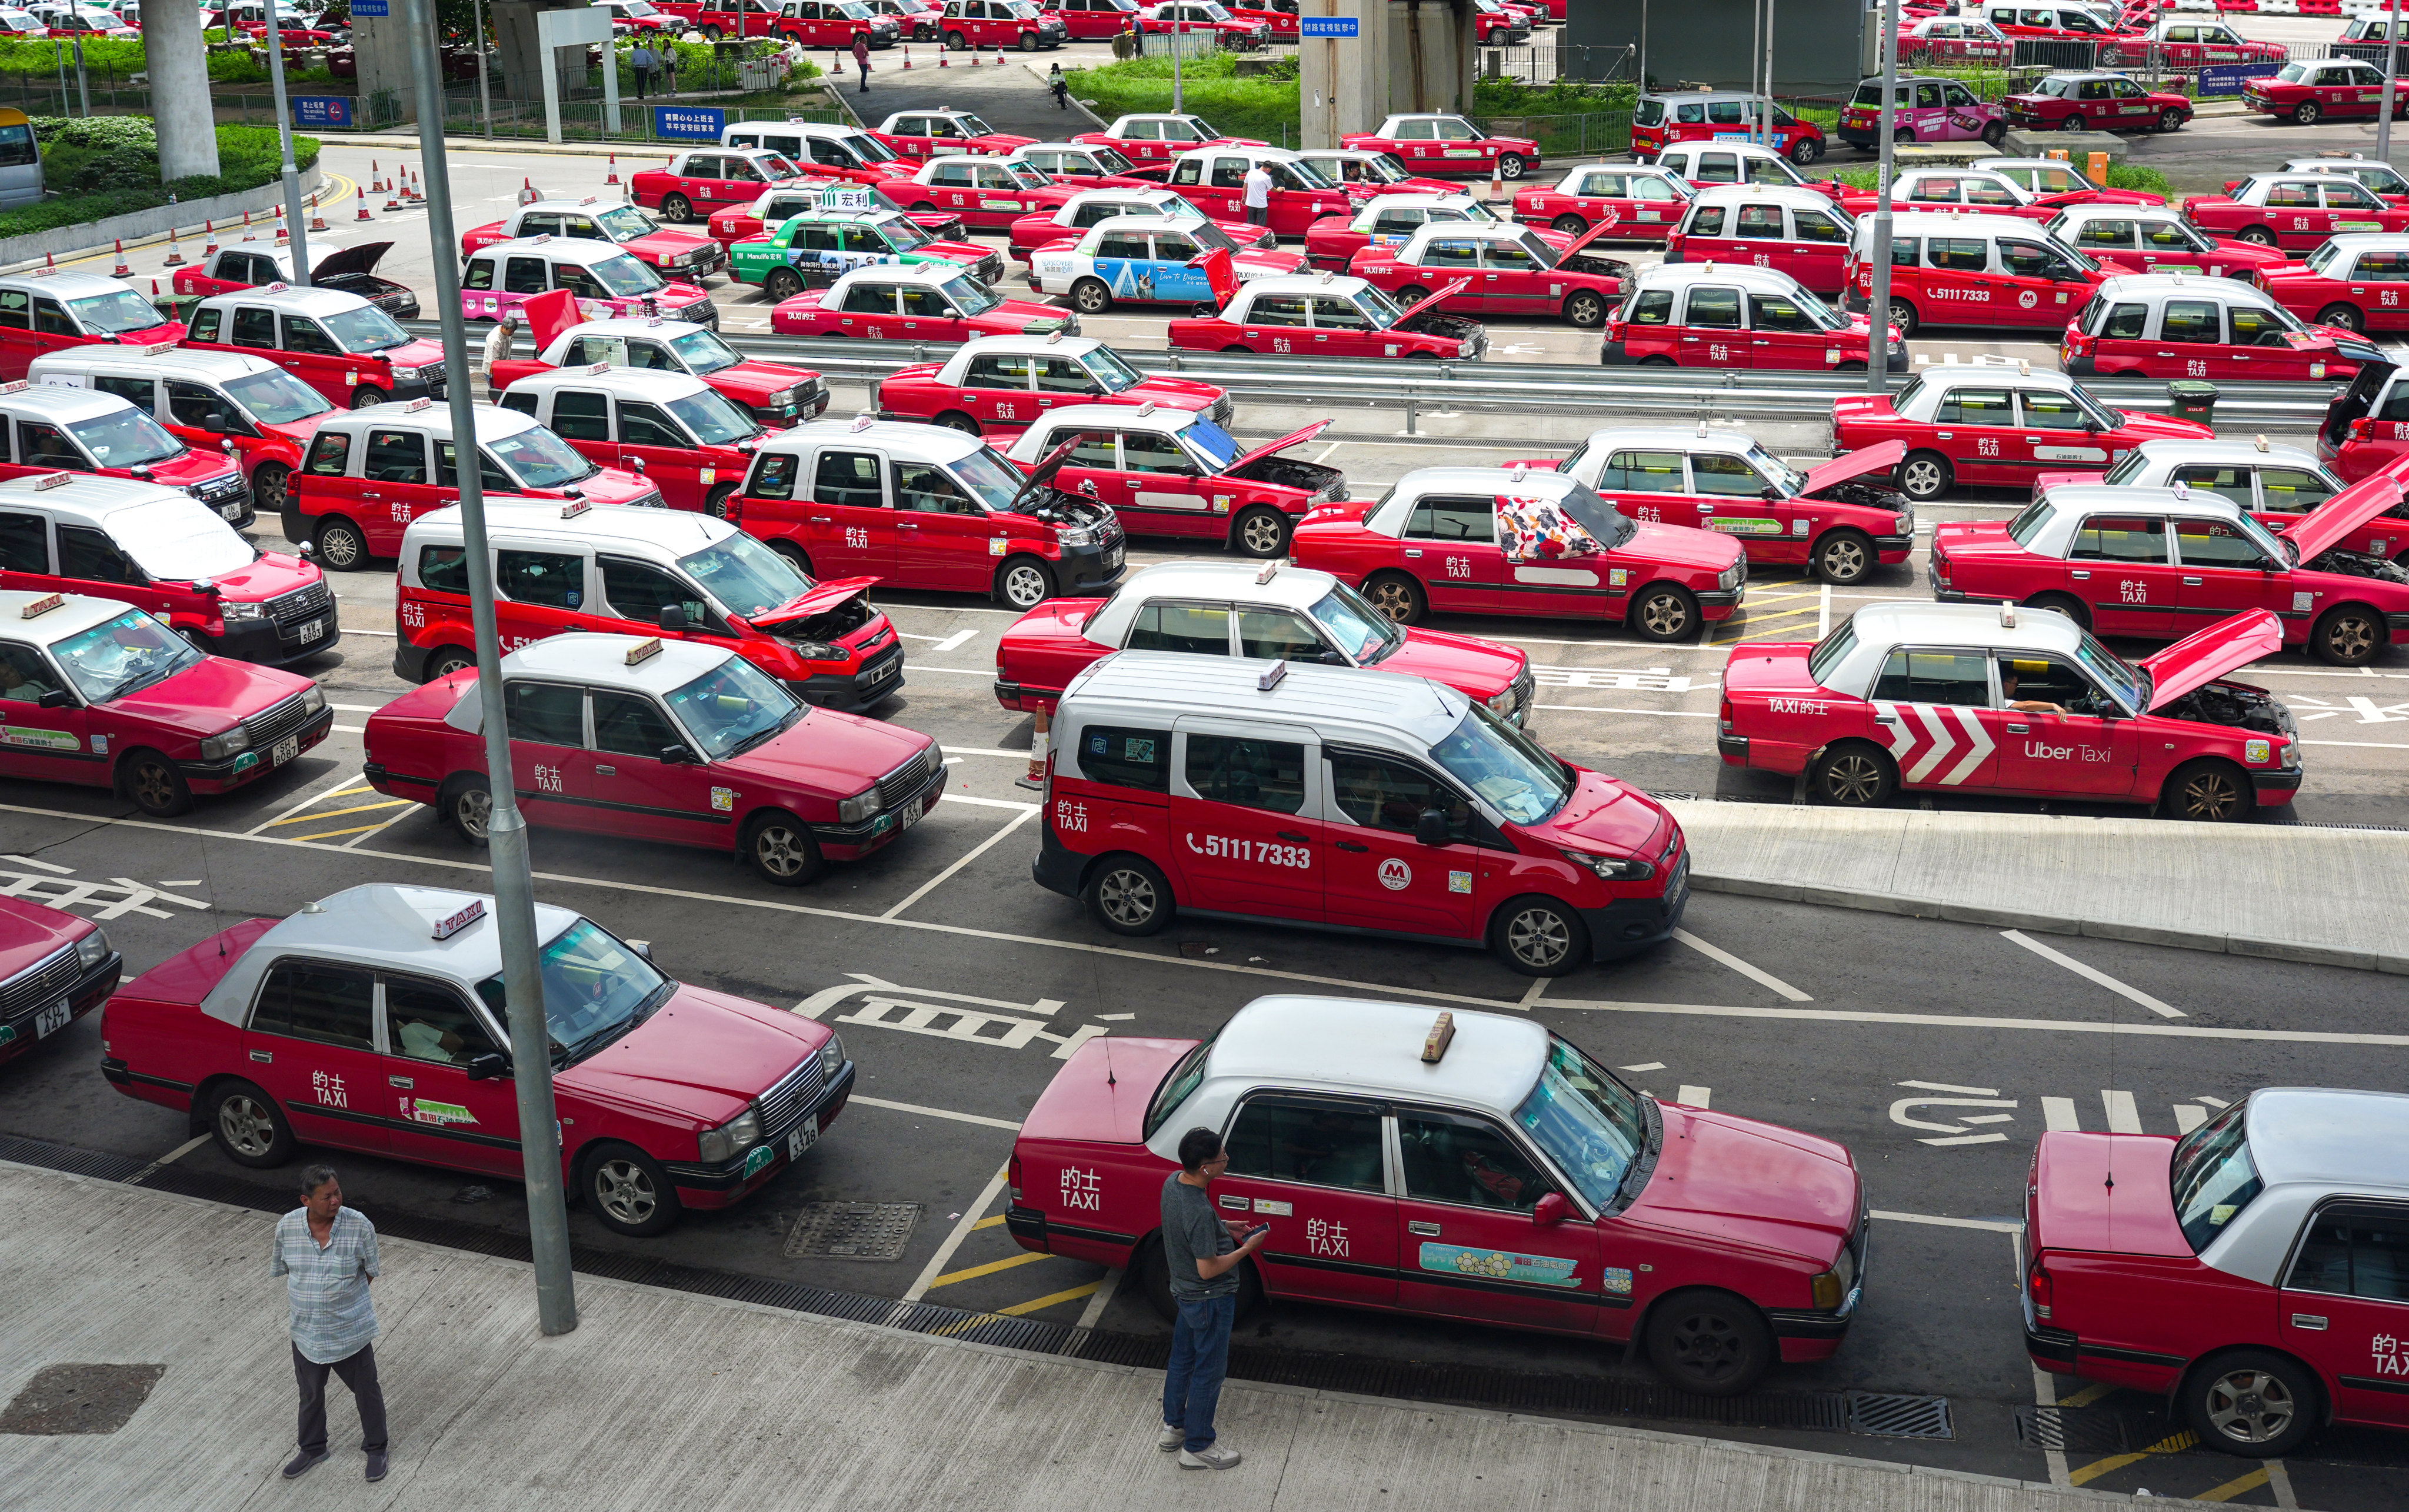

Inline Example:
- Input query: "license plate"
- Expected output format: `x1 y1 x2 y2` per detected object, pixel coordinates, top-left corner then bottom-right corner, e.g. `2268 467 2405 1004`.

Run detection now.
1104 545 1124 570
788 1115 818 1160
34 999 70 1038
220 502 244 521
298 617 325 644
899 795 924 830
863 658 894 685
271 735 300 766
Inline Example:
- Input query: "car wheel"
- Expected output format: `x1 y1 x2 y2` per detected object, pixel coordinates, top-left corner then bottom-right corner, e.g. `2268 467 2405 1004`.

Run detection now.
1071 277 1112 314
2184 1351 2320 1458
251 462 291 515
1233 504 1289 558
2157 108 2185 134
120 750 192 818
348 385 386 409
1139 1234 1262 1320
743 811 824 886
1630 583 1700 642
1221 344 1252 352
1563 289 1608 328
1086 854 1174 935
1490 895 1590 977
582 1142 682 1237
2317 301 2365 332
1898 449 1951 501
438 773 492 847
1645 1289 1774 1397
764 267 803 300
768 539 814 575
425 646 477 680
1812 528 1875 585
1019 29 1037 48
2239 225 2278 247
1638 354 1677 366
1497 152 1527 181
945 27 965 46
2161 759 2253 823
2098 45 2121 65
2293 101 2320 125
997 554 1055 610
701 22 721 39
1810 741 1897 808
1362 570 1426 624
1894 128 1915 145
2026 592 2090 631
703 483 738 519
1551 213 1587 235
1790 136 1820 166
208 1080 297 1167
312 515 369 571
1886 296 1919 337
662 193 695 223
934 409 980 435
2313 602 2384 665
1395 285 1431 307
1981 120 2006 146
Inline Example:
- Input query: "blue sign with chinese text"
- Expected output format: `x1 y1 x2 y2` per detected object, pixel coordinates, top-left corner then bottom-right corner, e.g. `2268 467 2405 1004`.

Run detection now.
349 0 387 16
289 95 353 128
655 105 727 141
1300 16 1358 37
2199 61 2281 97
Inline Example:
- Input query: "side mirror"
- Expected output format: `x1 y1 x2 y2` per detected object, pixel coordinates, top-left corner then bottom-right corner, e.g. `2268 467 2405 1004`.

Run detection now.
297 540 315 558
1415 807 1451 847
659 604 688 632
202 413 228 433
38 688 76 709
659 742 697 765
1532 1191 1572 1227
628 456 647 474
465 1052 510 1081
627 938 653 959
1760 486 1781 502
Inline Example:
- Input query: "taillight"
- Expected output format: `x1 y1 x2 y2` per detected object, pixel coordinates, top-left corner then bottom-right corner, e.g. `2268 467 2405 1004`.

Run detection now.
1008 1151 1023 1203
2028 1261 2053 1320
1041 747 1055 813
1718 697 1733 734
2353 417 2374 441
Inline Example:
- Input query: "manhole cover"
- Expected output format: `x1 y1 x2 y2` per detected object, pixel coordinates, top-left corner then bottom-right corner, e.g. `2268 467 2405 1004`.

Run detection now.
0 1364 166 1436
1845 1391 1952 1439
784 1202 922 1261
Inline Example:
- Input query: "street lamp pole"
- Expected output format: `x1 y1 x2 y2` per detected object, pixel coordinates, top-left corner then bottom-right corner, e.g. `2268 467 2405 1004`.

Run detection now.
400 0 579 1338
2380 0 2402 163
261 2 311 287
1865 0 1901 395
474 0 496 139
1173 7 1184 113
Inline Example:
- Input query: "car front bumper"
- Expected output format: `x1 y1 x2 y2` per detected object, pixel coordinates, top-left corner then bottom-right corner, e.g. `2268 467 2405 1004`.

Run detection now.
1581 853 1688 961
789 640 905 710
213 605 342 666
664 1059 855 1205
0 949 119 1065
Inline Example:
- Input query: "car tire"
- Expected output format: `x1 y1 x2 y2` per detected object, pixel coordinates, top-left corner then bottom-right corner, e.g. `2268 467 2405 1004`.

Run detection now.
1645 1289 1775 1397
1490 895 1590 977
2312 602 2385 665
1981 120 2007 146
1362 570 1426 624
1810 740 1897 808
2157 108 2185 134
662 193 695 223
764 267 803 301
1395 285 1431 307
2026 592 2090 631
1894 128 1915 145
1563 289 1608 327
1790 136 1821 167
311 515 369 571
909 200 940 214
1638 354 1677 366
1019 29 1037 49
997 554 1056 611
2161 758 2254 822
348 386 386 409
2183 1350 2321 1458
1834 359 1867 372
1232 504 1289 558
1886 296 1920 337
425 646 477 680
2317 301 2365 332
1897 449 1951 501
2293 101 2320 125
945 27 965 46
2239 225 2278 247
1086 854 1174 935
1497 152 1527 181
1812 528 1876 585
252 462 291 517
208 1079 297 1168
437 772 493 847
1551 213 1587 234
768 540 814 576
1630 582 1700 642
743 811 824 886
934 409 980 435
581 1141 682 1238
701 22 721 38
703 483 738 519
119 750 192 818
1071 277 1112 314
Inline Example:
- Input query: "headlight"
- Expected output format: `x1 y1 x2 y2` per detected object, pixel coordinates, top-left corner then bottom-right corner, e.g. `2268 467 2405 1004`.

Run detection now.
770 385 807 412
1486 688 1518 714
1055 525 1097 547
789 639 838 661
2280 739 2301 771
818 1032 844 1078
219 600 266 621
1811 1268 1845 1311
74 928 111 971
1894 512 1913 535
697 1105 762 1163
1457 339 1475 357
1718 565 1742 591
838 785 885 824
1560 847 1653 881
200 726 251 761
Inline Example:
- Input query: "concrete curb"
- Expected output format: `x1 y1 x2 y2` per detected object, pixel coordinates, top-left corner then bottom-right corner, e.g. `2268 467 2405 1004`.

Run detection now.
0 165 323 275
1691 872 2409 975
329 133 677 160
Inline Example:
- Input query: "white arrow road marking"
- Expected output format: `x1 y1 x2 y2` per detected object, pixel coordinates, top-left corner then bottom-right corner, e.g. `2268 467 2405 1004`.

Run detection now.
1906 702 1957 782
2346 695 2409 722
1941 704 1994 785
1890 1083 2020 1145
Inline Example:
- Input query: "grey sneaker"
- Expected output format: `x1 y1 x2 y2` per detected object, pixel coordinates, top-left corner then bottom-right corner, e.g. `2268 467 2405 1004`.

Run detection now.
366 1450 389 1483
282 1450 326 1480
1179 1444 1241 1470
1158 1424 1184 1451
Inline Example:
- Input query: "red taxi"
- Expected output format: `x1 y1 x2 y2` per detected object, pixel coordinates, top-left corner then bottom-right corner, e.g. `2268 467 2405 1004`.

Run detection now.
2184 174 2409 254
873 332 1230 436
1512 163 1694 240
1143 146 1355 238
183 285 447 410
1724 600 2301 818
461 198 727 284
490 302 828 429
936 0 1069 49
1834 364 2211 502
495 365 777 515
1292 148 1459 201
1307 194 1555 273
1008 141 1157 189
631 148 814 225
0 891 117 1067
0 270 185 382
2241 58 2402 126
2040 438 2409 561
1663 185 1855 297
28 347 329 521
1930 478 2409 665
718 121 921 188
101 882 857 1237
770 263 1075 341
1896 16 2014 65
2261 236 2409 337
1607 265 1904 375
0 379 248 514
769 0 903 45
168 241 420 319
1837 167 2161 224
2025 1088 2409 1457
1652 141 1845 203
1045 0 1137 37
1008 997 1861 1389
2278 156 2409 209
993 558 1532 719
2317 349 2409 482
892 154 1079 229
2063 272 2384 384
1340 114 1541 183
1291 465 1744 639
708 182 968 248
872 108 1037 163
1167 273 1487 359
1345 221 1628 327
1002 405 1340 557
1844 212 2120 338
1011 188 1275 262
2048 205 2288 283
0 587 334 817
1130 1 1267 46
1632 91 1826 166
2110 17 2283 69
1982 157 2167 207
2004 72 2193 135
1071 114 1263 166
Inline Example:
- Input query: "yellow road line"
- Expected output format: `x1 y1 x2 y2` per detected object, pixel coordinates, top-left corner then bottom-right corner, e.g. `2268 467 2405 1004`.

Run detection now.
996 1281 1102 1317
2194 1467 2270 1503
2058 1381 2120 1408
287 822 405 842
927 1250 1049 1288
268 799 411 827
1741 589 1821 605
2067 1431 2198 1487
970 1214 1007 1231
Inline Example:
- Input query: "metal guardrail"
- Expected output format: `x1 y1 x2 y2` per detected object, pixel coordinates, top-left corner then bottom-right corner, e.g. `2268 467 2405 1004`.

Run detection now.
424 321 2343 433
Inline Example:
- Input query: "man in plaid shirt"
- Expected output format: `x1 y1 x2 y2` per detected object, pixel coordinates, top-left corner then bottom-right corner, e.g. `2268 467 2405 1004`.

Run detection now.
271 1165 388 1482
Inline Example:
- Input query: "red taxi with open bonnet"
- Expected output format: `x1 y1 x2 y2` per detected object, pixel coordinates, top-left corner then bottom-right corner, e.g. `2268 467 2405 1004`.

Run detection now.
2314 349 2409 484
1511 163 1695 241
1007 995 1863 1393
1000 407 1341 559
486 302 830 429
1721 600 2300 820
2046 205 2288 284
1167 274 1487 360
0 890 117 1067
872 332 1231 438
100 882 856 1237
1831 364 2213 502
2035 440 2409 565
1344 221 1630 328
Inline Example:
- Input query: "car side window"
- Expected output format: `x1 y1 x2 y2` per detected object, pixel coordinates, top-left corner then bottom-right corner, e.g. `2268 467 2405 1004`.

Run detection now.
1126 602 1230 654
1934 386 2013 425
1685 287 1742 329
965 353 1035 388
2018 389 2090 430
1075 722 1171 791
815 449 885 509
2073 218 2134 250
504 256 551 295
2174 518 2273 571
463 258 497 292
2102 302 2147 339
1237 609 1325 662
1684 204 1725 239
496 549 585 610
2170 465 2255 512
93 374 156 414
282 315 340 356
1735 203 1785 239
382 975 497 1067
1691 454 1767 497
2159 299 2221 344
502 680 586 744
57 527 139 584
1626 288 1674 325
31 297 74 337
249 960 375 1050
1184 732 1307 814
2258 468 2335 515
417 544 470 595
549 390 612 442
1750 293 1817 332
746 452 798 499
1398 1108 1557 1211
1597 449 1684 492
230 306 278 348
1038 357 1098 394
18 422 84 471
1120 431 1189 474
304 431 351 477
618 401 687 449
0 640 56 702
1873 648 1990 706
1791 208 1844 244
1222 1095 1386 1192
2285 1204 2409 1302
0 510 45 573
1327 750 1467 839
1404 496 1495 543
365 429 428 484
2264 182 2315 209
592 689 684 759
2070 514 2168 562
599 555 704 625
1928 237 1988 272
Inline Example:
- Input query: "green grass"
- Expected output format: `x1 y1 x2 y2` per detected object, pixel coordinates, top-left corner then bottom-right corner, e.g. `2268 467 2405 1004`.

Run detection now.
1065 54 1301 148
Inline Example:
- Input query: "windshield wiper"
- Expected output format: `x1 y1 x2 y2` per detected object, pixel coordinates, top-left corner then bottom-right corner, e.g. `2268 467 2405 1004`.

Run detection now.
558 1013 641 1064
726 720 787 758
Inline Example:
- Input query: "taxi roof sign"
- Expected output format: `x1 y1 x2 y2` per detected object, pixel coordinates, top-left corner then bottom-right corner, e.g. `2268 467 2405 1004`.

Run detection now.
18 592 63 618
579 195 598 205
560 498 591 519
139 341 179 355
431 898 487 940
585 362 613 374
403 397 437 412
626 637 663 665
265 281 290 293
1254 558 1280 584
1257 660 1287 692
2000 601 2017 628
1421 1011 1455 1064
29 470 71 490
0 379 28 394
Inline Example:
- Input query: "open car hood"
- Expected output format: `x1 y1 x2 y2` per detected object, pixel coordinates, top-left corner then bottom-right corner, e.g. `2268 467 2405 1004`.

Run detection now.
2286 469 2406 563
2141 609 2283 710
311 240 393 281
1559 211 1625 258
1396 277 1474 325
1230 419 1332 473
1802 439 1905 497
524 287 584 351
1008 435 1091 511
745 576 881 628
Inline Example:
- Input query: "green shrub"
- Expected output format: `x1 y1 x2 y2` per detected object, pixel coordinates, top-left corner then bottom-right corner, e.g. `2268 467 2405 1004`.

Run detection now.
0 123 322 242
1066 54 1301 148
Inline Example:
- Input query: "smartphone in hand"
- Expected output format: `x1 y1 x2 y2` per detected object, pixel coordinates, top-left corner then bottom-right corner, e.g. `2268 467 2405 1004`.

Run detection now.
1241 1223 1271 1243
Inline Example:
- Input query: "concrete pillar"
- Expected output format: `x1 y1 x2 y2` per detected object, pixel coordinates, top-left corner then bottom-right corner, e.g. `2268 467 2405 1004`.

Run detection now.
1300 1 1389 148
349 16 419 126
497 0 598 105
143 0 220 181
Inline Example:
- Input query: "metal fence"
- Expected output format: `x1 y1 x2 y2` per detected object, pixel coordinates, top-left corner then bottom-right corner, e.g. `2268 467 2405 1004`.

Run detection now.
1471 109 1636 159
1478 42 1635 87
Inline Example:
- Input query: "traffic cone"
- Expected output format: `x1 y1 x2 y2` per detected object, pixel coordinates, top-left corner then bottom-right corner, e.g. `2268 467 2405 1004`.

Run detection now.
1488 161 1504 202
111 239 131 276
1019 710 1048 790
355 194 374 223
161 226 186 267
406 168 424 203
369 159 380 192
902 45 911 67
42 253 53 271
938 49 947 65
386 178 404 211
517 176 537 207
151 279 160 299
274 206 290 244
240 212 256 242
309 194 328 232
202 221 219 255
605 152 621 186
968 46 980 64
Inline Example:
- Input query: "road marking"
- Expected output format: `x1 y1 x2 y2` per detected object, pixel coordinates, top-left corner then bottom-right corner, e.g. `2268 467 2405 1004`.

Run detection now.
128 1134 212 1185
1870 1210 2021 1233
1818 581 1831 639
1620 1061 1665 1072
845 1095 1022 1131
2173 1103 2209 1133
882 808 1035 920
1672 929 1812 1001
341 804 419 849
1675 1084 1711 1107
2041 1097 2081 1131
971 1214 1008 1231
1899 1079 1997 1094
1071 1268 1122 1331
929 1250 1049 1288
2195 1467 2270 1503
905 1163 1010 1302
2067 1430 2197 1486
1533 704 1718 718
1311 440 1343 462
285 822 401 842
944 793 1042 812
2002 930 2184 1018
266 799 411 827
2102 1089 2143 1134
2268 1459 2299 1511
999 1281 1102 1317
2034 1363 2072 1489
249 771 367 834
2057 1381 2118 1408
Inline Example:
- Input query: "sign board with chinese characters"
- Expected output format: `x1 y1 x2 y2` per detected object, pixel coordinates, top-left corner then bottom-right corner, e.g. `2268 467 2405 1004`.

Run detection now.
655 105 728 142
2199 61 2282 97
349 0 386 14
1301 16 1358 36
289 95 353 128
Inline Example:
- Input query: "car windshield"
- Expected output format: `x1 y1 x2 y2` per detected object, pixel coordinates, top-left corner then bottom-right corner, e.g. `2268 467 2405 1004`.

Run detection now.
2073 630 2147 710
1357 154 1410 183
940 274 1002 315
845 132 899 163
324 304 412 353
1084 347 1144 392
587 252 666 296
1358 285 1407 325
663 654 803 760
664 386 761 445
2169 1102 2263 1254
620 0 657 12
593 204 660 239
2274 62 2308 83
879 215 932 251
1514 1037 1649 1214
1187 221 1241 251
67 407 185 468
221 366 335 425
1178 418 1242 471
1749 443 1810 494
668 328 742 375
679 530 811 617
66 289 171 335
1308 583 1405 664
477 918 671 1065
2037 75 2073 96
2099 452 2150 485
2305 241 2345 275
1805 615 1857 683
112 496 258 580
994 162 1045 190
1429 701 1571 825
760 152 808 177
50 607 204 702
954 445 1034 510
487 425 599 488
1092 146 1137 174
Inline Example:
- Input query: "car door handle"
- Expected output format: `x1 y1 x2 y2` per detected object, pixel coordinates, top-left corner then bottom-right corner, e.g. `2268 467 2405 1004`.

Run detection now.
1219 1194 1248 1210
1275 830 1311 843
2071 570 2090 579
899 522 919 531
388 1075 414 1089
2007 723 2030 734
1404 548 1422 557
1874 714 1898 724
248 1050 272 1063
2183 575 2202 585
1752 339 1770 346
2291 1313 2328 1331
361 491 380 499
594 764 615 775
811 515 831 522
1408 1221 1442 1235
1333 840 1370 852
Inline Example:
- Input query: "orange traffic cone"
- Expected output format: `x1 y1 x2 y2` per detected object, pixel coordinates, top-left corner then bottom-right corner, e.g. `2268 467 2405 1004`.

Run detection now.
902 45 911 67
161 227 186 267
355 194 374 222
405 168 423 203
202 220 219 255
369 159 380 192
274 207 290 243
309 194 328 232
1488 161 1504 202
1020 710 1048 790
240 212 257 242
111 239 130 276
938 48 947 65
605 152 622 185
968 46 981 64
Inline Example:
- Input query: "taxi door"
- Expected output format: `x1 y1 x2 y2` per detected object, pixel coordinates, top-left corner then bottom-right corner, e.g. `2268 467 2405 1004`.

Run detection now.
1319 748 1484 938
897 282 971 339
1929 382 2020 486
1982 651 2137 797
1110 425 1218 538
26 293 85 371
1674 282 1754 368
1399 493 1504 612
2261 182 2327 250
2278 1204 2409 1432
378 972 521 1175
1745 286 1843 376
1590 446 1688 527
586 686 730 845
955 349 1038 428
1394 1107 1603 1334
1167 153 1245 222
1688 449 1802 563
1996 238 2087 328
498 677 594 823
1167 721 1324 919
0 291 40 379
1212 1093 1396 1310
242 959 388 1154
536 385 618 482
2322 181 2395 236
1474 238 1554 315
891 459 1002 591
0 638 89 787
1867 647 2002 791
2066 514 2178 636
2017 385 2113 481
803 442 898 575
1782 202 1851 294
488 539 593 658
611 395 708 508
2173 515 2288 626
354 428 438 555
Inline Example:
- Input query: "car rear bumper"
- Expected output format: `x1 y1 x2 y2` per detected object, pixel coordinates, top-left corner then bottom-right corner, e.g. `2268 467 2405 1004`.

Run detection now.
1033 820 1087 898
1716 731 1749 762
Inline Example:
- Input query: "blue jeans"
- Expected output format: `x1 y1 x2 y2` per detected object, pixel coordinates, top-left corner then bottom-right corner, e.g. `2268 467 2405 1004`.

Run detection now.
1163 1294 1234 1453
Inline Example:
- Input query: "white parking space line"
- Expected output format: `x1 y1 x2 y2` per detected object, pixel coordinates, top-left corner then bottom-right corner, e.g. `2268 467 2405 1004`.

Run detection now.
1818 582 1831 640
1676 1084 1712 1107
128 1133 213 1185
339 804 419 850
2102 1089 2144 1135
946 794 1041 813
2041 1096 2082 1131
2173 1103 2210 1134
1672 930 1813 1001
1871 1210 2023 1234
883 809 1036 921
1534 704 1717 718
847 1095 1022 1132
905 1163 1011 1303
1071 1269 1123 1333
2001 930 2184 1019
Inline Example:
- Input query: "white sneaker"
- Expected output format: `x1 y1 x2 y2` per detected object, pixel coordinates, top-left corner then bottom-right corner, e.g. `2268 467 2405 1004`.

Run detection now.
1179 1444 1241 1470
1158 1425 1184 1451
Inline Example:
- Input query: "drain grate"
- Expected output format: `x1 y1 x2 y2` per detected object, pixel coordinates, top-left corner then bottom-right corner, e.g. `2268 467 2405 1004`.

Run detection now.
1644 791 1703 802
0 1363 166 1436
1845 1391 1953 1439
784 1201 922 1260
2017 1406 2188 1454
0 1133 148 1183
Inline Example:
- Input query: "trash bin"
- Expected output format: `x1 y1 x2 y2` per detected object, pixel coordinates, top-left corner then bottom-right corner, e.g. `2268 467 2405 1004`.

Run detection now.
2167 379 2217 424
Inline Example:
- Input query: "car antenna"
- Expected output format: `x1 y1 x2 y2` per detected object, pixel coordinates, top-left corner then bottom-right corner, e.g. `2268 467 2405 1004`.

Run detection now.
1104 1035 1115 1088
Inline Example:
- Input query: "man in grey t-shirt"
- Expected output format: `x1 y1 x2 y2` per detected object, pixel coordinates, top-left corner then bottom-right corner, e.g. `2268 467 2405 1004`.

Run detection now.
1158 1127 1265 1469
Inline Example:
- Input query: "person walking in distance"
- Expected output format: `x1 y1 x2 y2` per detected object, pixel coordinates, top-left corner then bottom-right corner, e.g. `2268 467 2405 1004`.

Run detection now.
1241 161 1273 228
1049 60 1069 109
851 29 871 94
658 41 680 96
629 39 658 99
273 1167 388 1483
1159 1127 1265 1470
